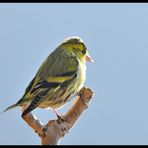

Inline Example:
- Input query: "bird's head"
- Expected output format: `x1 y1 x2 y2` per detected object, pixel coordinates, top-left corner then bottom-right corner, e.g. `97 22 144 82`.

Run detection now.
60 36 94 63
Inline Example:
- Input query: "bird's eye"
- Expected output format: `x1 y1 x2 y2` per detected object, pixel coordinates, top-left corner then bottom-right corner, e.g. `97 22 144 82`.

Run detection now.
82 49 86 54
81 43 87 55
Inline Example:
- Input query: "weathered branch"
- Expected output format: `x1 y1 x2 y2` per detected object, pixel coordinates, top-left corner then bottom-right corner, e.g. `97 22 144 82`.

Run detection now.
22 87 94 145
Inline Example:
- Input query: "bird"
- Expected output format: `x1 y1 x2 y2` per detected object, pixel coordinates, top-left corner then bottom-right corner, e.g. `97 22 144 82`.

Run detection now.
3 36 93 118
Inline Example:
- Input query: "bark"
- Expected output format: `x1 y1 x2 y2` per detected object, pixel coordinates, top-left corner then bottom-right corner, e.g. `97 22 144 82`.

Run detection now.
22 87 94 145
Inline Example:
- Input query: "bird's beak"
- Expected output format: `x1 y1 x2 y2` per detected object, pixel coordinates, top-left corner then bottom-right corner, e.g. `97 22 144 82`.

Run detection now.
86 53 94 62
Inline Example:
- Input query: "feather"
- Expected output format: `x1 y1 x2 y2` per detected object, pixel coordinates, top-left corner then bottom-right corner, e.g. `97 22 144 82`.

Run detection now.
2 103 19 113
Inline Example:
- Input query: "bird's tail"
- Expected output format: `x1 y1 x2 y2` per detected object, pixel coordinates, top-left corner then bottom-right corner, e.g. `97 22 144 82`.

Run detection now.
2 103 19 113
0 97 25 115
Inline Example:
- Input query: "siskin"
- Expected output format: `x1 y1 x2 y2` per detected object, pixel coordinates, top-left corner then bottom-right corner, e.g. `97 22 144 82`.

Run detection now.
4 36 93 117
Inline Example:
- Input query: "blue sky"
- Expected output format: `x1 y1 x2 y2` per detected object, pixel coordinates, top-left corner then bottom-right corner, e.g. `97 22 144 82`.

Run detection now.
0 3 148 145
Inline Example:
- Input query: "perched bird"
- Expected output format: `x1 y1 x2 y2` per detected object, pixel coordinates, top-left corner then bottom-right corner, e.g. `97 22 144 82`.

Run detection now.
3 36 93 118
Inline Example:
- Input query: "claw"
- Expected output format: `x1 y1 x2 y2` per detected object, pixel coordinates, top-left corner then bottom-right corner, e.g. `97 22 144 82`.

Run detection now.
53 109 68 134
53 109 65 121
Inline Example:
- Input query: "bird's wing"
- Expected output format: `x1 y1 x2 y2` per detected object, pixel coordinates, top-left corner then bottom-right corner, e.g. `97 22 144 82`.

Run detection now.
29 54 78 95
22 55 78 116
37 49 79 80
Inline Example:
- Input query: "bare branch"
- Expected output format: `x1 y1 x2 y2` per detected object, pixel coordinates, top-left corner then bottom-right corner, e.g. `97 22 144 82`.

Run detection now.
22 87 94 145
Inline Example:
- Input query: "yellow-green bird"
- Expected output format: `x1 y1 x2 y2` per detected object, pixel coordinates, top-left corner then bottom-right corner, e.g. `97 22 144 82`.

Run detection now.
4 36 93 117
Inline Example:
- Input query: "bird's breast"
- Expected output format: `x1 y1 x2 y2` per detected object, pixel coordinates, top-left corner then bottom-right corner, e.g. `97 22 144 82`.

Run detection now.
76 61 86 92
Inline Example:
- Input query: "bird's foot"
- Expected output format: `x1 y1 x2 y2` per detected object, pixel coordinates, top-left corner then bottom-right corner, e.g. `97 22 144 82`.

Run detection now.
53 109 65 122
53 109 68 134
